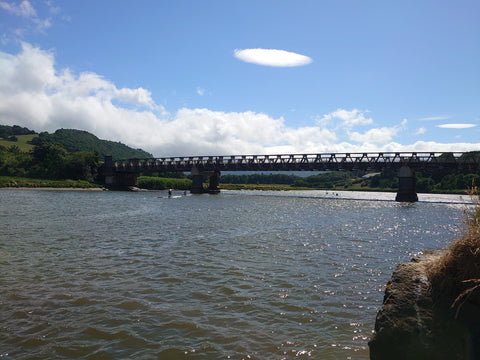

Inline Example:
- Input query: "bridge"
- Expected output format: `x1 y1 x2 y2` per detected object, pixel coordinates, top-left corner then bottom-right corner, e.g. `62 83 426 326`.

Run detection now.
103 151 480 202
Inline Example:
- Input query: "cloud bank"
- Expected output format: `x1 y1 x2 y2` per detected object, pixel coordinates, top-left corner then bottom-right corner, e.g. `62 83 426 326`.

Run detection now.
1 43 479 157
234 48 312 67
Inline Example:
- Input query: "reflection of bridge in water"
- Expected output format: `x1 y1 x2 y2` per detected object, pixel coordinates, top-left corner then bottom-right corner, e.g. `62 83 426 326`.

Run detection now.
104 152 480 202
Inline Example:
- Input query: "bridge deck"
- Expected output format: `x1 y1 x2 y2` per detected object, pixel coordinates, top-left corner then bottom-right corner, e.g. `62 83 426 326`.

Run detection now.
110 152 479 173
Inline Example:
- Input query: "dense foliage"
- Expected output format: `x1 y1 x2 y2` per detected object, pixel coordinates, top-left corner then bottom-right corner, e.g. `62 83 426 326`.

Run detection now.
0 125 35 139
137 176 191 190
220 169 479 193
35 129 153 159
0 142 101 182
0 124 153 184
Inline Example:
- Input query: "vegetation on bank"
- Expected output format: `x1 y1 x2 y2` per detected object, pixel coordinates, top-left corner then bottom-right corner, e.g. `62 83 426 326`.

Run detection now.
137 176 192 190
0 124 154 188
0 176 100 188
220 170 480 194
428 186 480 309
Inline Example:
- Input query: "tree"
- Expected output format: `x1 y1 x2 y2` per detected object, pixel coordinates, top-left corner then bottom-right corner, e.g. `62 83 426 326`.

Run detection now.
63 151 101 182
31 142 67 179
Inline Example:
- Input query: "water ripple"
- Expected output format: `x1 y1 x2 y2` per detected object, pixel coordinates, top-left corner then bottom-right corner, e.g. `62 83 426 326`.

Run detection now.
0 190 464 359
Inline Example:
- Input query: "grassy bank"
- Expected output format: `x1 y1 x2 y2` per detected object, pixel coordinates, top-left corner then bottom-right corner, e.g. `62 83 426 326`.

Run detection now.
428 186 480 308
137 176 192 190
0 176 100 189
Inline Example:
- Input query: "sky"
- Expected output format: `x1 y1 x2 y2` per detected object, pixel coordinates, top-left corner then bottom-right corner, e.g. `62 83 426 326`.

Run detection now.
0 0 479 157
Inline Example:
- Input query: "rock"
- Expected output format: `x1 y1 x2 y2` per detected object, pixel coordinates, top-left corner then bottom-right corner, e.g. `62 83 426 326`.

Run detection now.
369 251 469 360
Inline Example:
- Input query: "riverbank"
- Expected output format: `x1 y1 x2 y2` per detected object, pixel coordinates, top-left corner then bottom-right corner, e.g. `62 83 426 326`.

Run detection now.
0 176 102 189
0 175 471 195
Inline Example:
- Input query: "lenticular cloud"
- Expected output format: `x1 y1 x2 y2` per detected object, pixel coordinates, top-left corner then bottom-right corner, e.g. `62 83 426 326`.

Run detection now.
234 48 312 67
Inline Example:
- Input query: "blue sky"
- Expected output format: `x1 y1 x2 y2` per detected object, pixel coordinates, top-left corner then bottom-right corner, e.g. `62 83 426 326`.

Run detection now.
0 0 479 157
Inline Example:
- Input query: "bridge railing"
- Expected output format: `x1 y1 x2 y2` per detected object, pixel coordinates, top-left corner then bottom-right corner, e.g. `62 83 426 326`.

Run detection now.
111 151 479 173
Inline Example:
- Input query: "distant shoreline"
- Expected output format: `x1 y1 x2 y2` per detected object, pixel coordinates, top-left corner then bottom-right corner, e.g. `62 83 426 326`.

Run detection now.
0 187 105 191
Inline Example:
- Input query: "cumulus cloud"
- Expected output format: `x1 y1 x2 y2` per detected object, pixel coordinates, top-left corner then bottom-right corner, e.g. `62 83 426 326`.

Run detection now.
347 119 407 145
317 108 373 129
234 48 312 67
437 123 477 129
1 43 480 158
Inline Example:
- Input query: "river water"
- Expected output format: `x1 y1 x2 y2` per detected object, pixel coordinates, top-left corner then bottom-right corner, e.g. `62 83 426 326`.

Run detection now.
0 189 471 359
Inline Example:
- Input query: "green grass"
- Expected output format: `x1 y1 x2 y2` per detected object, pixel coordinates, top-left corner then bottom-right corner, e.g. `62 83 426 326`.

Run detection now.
0 176 100 188
0 135 36 152
137 176 192 190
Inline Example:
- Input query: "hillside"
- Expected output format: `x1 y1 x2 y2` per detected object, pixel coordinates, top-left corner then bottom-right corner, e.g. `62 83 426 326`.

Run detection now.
37 129 153 159
0 134 36 152
0 125 153 159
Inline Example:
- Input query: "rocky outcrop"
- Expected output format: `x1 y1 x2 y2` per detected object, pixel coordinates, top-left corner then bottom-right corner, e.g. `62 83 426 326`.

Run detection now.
369 251 473 360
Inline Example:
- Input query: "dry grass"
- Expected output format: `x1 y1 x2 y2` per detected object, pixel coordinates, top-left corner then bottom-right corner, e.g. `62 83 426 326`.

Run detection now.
428 184 480 307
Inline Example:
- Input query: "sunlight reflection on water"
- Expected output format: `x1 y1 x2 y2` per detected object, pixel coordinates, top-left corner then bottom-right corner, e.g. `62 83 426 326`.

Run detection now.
0 189 467 359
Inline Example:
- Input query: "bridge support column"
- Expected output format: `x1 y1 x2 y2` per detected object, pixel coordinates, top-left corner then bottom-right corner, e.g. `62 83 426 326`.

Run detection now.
103 155 139 190
190 165 205 194
191 175 204 194
190 166 221 194
207 170 221 194
395 166 418 202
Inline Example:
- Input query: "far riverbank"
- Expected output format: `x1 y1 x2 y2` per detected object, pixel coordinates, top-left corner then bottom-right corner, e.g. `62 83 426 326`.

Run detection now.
0 175 471 195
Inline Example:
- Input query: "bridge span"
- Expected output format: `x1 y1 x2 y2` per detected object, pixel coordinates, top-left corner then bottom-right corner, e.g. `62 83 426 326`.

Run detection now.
103 151 480 202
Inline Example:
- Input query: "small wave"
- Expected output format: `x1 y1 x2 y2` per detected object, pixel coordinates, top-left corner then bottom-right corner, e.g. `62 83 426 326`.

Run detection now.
156 348 190 360
72 297 97 306
114 300 146 311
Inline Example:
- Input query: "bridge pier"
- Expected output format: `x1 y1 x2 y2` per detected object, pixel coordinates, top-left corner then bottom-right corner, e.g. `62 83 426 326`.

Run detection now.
395 166 418 202
207 170 221 194
190 166 221 194
103 155 139 190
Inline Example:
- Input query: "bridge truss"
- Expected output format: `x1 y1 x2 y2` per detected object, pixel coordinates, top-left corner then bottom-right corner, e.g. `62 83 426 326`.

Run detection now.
111 152 480 173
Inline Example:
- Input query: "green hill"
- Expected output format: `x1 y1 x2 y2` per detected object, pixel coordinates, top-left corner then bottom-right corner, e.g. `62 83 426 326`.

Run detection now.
1 125 153 160
37 128 153 159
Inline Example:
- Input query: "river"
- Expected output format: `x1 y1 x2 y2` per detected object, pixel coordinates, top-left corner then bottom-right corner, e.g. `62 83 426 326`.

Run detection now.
0 189 471 359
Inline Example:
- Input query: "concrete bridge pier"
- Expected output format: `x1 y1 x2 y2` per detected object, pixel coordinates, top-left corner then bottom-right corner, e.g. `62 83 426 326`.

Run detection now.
190 165 205 194
103 155 139 190
207 170 221 194
189 166 221 194
395 166 418 202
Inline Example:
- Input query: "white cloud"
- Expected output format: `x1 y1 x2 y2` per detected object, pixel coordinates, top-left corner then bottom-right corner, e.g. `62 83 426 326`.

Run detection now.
0 0 36 18
348 119 406 145
415 127 427 135
196 87 205 96
234 48 312 67
348 127 398 144
419 116 450 121
437 123 477 129
1 43 480 158
317 108 373 129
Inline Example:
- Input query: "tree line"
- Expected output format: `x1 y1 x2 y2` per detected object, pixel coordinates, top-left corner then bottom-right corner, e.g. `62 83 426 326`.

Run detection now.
220 168 479 193
1 142 101 183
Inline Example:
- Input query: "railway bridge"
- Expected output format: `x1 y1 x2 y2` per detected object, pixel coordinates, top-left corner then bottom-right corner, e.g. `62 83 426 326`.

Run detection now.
103 152 480 202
